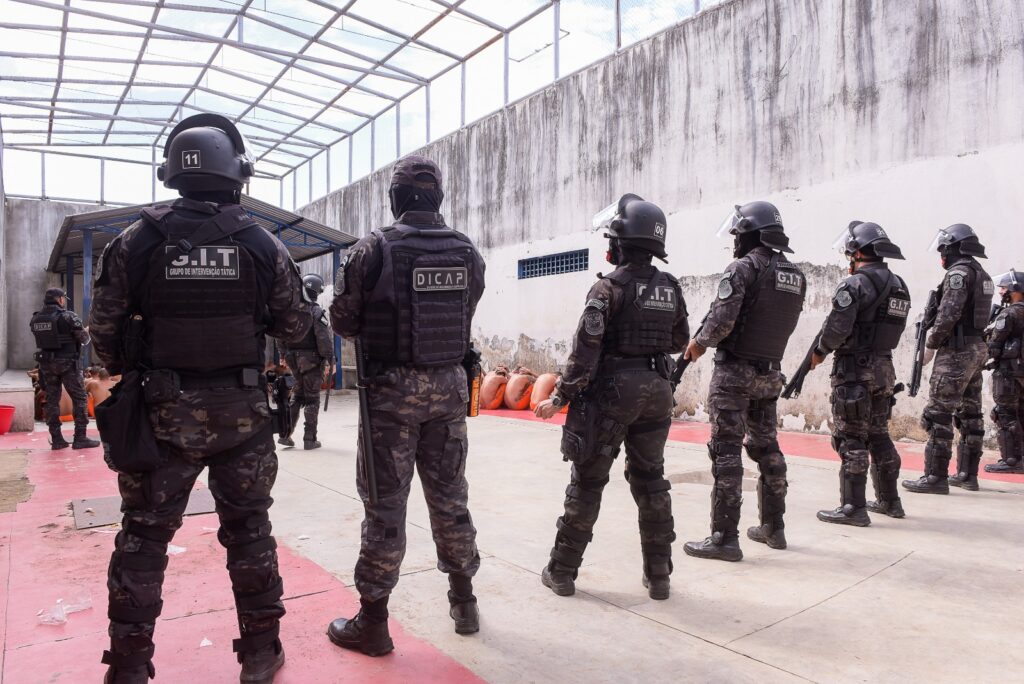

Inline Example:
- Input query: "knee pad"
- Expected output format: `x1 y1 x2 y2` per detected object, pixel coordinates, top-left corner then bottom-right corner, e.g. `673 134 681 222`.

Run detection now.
710 442 744 479
992 406 1018 430
921 410 954 440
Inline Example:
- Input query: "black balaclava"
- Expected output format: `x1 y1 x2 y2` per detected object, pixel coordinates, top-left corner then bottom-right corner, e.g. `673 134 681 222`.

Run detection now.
940 244 963 270
389 174 444 218
606 238 653 266
733 231 762 258
849 245 882 274
183 188 240 205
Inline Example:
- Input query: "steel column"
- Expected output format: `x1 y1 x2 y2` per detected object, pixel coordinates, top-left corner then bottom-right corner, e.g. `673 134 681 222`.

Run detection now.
81 229 93 364
65 255 75 311
332 248 344 389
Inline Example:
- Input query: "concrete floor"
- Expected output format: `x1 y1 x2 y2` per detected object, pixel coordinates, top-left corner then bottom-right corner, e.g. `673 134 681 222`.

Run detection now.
272 395 1024 684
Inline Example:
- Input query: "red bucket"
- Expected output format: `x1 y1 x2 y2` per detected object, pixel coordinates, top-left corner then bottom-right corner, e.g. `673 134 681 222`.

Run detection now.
0 405 14 436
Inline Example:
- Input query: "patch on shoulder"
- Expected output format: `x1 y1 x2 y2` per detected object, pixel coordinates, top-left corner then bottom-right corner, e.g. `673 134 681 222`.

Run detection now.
717 274 734 300
834 286 853 309
585 298 607 311
947 273 965 290
334 255 349 295
583 311 605 336
995 316 1007 330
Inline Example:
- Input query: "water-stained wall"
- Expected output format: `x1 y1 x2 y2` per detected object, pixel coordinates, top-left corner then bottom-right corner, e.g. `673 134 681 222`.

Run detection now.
301 0 1024 438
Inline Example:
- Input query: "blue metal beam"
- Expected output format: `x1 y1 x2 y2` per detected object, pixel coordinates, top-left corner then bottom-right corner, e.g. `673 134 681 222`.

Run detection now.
81 229 93 365
65 255 75 311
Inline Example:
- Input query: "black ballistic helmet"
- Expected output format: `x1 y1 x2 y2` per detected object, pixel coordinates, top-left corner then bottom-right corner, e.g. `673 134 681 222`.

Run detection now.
301 274 325 303
833 221 905 260
716 201 793 253
44 287 67 305
928 223 987 258
593 193 668 260
995 269 1024 294
158 113 255 192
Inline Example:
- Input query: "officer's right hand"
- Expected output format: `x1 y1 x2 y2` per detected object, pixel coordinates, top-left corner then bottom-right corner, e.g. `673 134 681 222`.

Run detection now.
683 339 706 362
534 399 560 420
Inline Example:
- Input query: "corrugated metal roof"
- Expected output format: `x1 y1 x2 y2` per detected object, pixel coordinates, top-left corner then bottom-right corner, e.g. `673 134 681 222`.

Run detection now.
48 195 356 274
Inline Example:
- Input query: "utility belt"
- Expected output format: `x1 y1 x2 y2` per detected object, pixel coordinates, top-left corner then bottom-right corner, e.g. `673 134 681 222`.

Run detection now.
943 325 983 350
34 351 78 362
598 354 672 379
714 349 781 372
140 367 265 404
831 352 887 383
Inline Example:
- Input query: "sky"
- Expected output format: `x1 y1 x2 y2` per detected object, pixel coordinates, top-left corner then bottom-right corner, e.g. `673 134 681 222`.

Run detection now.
0 0 718 209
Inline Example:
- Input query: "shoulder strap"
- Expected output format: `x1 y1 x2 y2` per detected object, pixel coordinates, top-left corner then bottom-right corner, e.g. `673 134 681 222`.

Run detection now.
140 205 174 226
751 252 779 290
858 269 895 317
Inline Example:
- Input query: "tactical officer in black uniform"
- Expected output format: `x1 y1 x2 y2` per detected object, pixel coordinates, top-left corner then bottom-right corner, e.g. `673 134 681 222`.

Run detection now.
806 222 911 525
90 113 310 684
276 273 335 450
535 194 689 600
30 287 100 449
984 269 1024 474
329 155 486 654
903 224 992 494
683 202 806 561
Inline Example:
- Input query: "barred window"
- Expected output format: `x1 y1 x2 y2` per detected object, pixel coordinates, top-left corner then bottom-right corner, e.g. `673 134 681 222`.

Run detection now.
517 249 589 279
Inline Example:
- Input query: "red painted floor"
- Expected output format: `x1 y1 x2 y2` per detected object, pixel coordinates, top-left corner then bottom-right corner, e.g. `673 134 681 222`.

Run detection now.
481 409 1024 485
0 430 483 684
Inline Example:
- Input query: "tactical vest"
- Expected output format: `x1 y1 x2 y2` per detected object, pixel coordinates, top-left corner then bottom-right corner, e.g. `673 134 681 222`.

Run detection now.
360 224 475 367
836 268 911 355
139 204 265 373
603 269 679 356
289 309 319 351
719 253 806 363
952 260 994 337
30 307 76 356
995 303 1024 377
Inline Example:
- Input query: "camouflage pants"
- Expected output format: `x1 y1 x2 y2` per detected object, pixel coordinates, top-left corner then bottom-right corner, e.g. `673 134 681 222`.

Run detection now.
40 358 88 431
286 351 324 441
105 389 284 668
549 369 675 579
707 360 787 541
354 364 478 602
991 371 1024 467
829 355 901 508
922 342 988 478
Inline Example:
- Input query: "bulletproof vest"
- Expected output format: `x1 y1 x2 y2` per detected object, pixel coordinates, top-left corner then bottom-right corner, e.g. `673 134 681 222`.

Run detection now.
289 308 320 351
720 253 806 363
30 306 76 355
139 204 265 373
954 260 994 336
603 268 678 356
836 268 911 355
360 224 475 367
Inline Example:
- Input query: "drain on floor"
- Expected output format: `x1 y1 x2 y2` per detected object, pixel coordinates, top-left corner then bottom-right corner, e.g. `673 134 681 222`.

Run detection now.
667 468 759 491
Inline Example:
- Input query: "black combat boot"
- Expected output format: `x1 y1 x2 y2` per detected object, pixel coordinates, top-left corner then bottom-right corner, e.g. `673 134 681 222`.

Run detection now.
277 436 294 448
101 645 155 684
642 575 670 600
902 451 949 494
448 575 479 634
49 424 70 450
948 446 979 491
866 498 905 517
819 466 871 526
238 641 285 684
683 533 743 562
541 563 576 596
984 458 1024 474
72 425 100 449
303 439 321 450
746 481 786 548
327 598 394 657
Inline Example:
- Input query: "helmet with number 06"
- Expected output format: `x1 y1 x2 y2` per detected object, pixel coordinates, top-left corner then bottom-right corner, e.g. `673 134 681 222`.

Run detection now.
592 193 668 260
157 113 255 192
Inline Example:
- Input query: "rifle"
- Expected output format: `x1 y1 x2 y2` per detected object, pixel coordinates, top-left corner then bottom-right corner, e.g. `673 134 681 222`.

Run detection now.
463 347 482 417
354 338 379 506
782 333 822 400
323 364 332 412
265 370 294 437
671 316 707 391
908 289 939 398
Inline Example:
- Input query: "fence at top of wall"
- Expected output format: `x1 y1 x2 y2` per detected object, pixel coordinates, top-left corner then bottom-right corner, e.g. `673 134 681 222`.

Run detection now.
0 1 722 211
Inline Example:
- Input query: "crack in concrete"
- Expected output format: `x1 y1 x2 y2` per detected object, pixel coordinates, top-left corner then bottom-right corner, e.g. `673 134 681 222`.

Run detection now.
724 550 915 647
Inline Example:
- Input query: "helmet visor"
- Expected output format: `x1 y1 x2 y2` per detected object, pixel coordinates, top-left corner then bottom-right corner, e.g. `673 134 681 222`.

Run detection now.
928 228 951 253
832 228 854 255
592 201 619 232
995 270 1023 290
715 207 743 239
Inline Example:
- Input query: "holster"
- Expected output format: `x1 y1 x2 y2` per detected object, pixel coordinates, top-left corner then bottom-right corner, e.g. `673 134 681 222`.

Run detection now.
560 397 626 466
94 370 165 474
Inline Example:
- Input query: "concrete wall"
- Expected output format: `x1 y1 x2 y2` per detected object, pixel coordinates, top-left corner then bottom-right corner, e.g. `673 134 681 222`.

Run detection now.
3 198 99 370
300 0 1024 438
